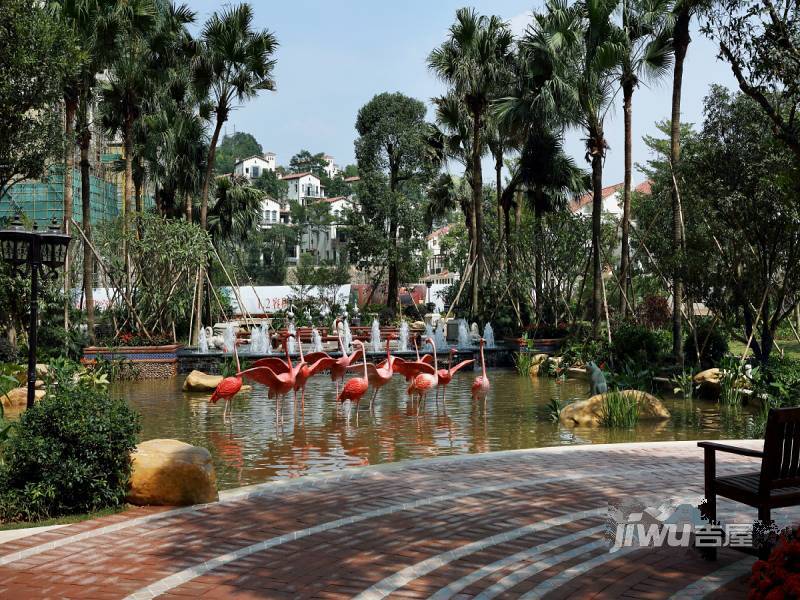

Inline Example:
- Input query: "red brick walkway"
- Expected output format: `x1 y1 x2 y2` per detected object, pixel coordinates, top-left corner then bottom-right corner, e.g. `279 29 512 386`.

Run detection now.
0 441 792 599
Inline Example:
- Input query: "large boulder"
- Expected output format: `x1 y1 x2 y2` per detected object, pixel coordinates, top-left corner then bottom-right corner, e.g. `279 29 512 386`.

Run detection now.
1 387 45 413
560 390 671 427
694 368 721 398
14 364 48 387
127 439 218 506
183 370 223 392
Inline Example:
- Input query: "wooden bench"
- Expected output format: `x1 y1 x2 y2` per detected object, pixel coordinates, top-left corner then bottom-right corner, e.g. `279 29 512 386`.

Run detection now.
699 407 800 551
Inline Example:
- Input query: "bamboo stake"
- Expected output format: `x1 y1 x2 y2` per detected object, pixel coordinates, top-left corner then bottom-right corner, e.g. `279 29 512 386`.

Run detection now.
444 256 477 321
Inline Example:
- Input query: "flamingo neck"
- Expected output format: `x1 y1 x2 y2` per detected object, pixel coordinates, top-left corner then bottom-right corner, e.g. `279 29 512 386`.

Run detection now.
480 343 486 379
431 342 438 372
360 343 368 380
234 344 240 372
285 339 293 370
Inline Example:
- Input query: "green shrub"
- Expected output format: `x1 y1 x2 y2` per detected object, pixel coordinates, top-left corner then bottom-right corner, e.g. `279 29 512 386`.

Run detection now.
611 322 670 367
600 390 640 428
684 319 729 369
559 336 611 369
0 361 140 522
0 339 17 364
514 352 536 376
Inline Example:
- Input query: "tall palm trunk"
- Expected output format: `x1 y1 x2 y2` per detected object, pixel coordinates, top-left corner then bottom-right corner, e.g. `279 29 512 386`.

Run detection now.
495 148 503 272
534 192 544 321
193 114 225 345
63 96 77 331
589 127 605 337
78 99 94 343
670 9 691 364
123 119 134 297
386 164 400 315
470 110 483 317
619 80 634 318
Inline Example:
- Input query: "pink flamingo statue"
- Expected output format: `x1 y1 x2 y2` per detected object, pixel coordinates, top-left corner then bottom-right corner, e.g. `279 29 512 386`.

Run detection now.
436 348 474 402
329 319 363 396
347 335 396 410
209 341 244 420
408 337 439 413
337 341 369 423
471 337 491 406
238 335 298 418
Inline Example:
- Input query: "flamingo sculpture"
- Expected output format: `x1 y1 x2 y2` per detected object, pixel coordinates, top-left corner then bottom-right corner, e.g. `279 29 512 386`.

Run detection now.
294 340 336 410
238 335 297 418
471 337 491 406
209 341 244 420
436 348 475 402
329 319 363 396
393 337 435 383
407 337 439 413
337 340 369 423
348 335 396 410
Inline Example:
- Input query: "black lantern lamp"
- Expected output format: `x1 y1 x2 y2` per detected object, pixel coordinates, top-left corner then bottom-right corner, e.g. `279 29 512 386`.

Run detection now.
0 214 71 408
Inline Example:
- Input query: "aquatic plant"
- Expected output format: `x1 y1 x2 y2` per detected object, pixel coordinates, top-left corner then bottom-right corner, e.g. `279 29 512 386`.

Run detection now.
671 370 694 399
514 352 535 376
600 390 639 428
546 397 562 423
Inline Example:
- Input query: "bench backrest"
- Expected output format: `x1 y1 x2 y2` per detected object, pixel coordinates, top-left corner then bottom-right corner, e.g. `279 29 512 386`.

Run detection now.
760 407 800 491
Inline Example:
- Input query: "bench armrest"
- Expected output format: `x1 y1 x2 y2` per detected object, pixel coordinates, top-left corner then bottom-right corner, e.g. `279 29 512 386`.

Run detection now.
697 441 763 458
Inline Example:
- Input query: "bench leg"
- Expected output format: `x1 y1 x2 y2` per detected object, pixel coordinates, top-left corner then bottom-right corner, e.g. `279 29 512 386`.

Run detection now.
702 448 718 560
758 505 771 524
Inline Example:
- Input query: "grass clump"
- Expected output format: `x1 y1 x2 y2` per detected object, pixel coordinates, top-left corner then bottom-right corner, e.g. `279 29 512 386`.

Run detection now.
600 390 640 428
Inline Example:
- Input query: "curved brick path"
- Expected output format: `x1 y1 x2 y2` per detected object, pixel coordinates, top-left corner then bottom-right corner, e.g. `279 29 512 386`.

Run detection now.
0 440 795 599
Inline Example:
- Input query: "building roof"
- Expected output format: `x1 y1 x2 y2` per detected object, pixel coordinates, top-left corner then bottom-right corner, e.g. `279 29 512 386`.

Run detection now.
427 225 451 240
634 180 653 195
318 196 349 204
234 154 272 166
280 171 315 181
569 183 624 213
264 151 276 156
344 176 360 183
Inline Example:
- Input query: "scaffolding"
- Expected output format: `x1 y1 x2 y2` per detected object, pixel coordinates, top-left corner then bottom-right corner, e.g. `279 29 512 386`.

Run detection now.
0 166 119 225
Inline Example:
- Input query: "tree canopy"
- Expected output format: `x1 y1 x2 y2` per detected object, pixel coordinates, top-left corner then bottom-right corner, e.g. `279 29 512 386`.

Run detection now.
214 132 263 175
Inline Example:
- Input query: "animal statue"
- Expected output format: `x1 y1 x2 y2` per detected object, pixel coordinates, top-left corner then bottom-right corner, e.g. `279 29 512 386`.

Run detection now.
470 322 480 342
407 337 439 412
436 348 475 402
337 341 370 423
348 335 397 410
471 338 490 405
586 361 608 396
209 341 243 420
205 326 227 351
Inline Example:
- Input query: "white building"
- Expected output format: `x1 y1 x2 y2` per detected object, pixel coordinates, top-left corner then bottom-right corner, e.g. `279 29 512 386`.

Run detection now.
234 152 276 180
323 154 339 179
568 180 651 217
281 172 324 205
297 196 354 264
423 225 458 285
259 197 282 229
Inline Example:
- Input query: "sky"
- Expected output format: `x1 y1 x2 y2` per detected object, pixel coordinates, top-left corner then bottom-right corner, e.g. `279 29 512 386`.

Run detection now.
187 0 738 186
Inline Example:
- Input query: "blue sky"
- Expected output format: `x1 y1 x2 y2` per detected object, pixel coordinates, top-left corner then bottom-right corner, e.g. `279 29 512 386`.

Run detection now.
188 0 737 185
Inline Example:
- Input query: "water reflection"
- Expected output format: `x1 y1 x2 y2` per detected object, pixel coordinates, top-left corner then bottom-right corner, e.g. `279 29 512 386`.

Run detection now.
116 370 756 489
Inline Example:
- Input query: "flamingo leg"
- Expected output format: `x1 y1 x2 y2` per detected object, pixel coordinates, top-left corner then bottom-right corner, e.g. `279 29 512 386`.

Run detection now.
369 388 378 412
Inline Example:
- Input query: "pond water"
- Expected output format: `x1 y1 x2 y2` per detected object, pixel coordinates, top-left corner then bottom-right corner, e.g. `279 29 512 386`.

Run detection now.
116 371 759 490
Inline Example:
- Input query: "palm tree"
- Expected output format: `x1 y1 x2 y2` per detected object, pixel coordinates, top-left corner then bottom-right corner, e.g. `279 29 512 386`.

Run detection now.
669 0 704 363
192 3 277 342
54 0 155 342
428 8 514 316
513 129 587 320
207 174 264 244
617 0 673 318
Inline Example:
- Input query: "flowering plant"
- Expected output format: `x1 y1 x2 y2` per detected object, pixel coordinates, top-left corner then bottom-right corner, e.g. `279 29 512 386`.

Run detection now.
750 526 800 599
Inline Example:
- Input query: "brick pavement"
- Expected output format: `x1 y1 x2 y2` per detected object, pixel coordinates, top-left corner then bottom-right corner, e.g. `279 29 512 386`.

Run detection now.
0 440 793 599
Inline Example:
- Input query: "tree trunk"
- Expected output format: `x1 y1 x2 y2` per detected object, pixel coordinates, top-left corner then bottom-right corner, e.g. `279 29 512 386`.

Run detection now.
387 219 399 315
534 192 544 322
471 110 483 317
495 149 503 272
63 96 77 332
78 115 95 343
123 118 135 306
503 201 512 278
619 81 634 319
193 114 225 345
185 194 192 222
670 9 691 365
590 129 604 338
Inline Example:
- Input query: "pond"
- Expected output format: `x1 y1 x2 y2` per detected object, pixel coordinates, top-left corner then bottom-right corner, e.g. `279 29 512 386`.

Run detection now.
117 370 759 490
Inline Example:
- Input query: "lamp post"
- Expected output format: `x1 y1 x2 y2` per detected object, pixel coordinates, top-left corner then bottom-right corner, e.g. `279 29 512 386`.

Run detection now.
0 215 71 408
